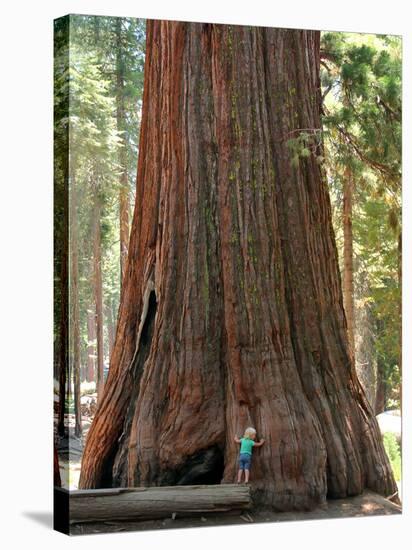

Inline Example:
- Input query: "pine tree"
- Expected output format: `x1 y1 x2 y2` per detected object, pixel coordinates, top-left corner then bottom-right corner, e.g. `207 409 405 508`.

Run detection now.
321 32 401 411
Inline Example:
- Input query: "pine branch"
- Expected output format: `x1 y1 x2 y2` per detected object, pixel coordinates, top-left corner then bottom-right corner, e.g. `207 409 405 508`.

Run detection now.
336 124 399 182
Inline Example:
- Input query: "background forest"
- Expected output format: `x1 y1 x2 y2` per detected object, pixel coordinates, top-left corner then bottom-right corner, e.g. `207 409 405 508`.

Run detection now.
54 16 401 490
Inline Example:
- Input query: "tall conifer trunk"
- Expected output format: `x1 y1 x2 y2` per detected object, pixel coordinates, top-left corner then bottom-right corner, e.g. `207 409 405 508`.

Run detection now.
343 167 355 357
354 274 377 409
70 171 82 438
93 197 105 400
80 22 397 510
106 302 115 360
115 18 130 283
87 309 96 382
57 175 68 437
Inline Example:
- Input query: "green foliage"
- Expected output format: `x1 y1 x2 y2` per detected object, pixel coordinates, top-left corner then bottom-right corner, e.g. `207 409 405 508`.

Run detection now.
322 32 401 187
354 192 401 403
383 432 401 482
321 31 401 409
70 15 146 190
68 44 121 182
55 15 146 380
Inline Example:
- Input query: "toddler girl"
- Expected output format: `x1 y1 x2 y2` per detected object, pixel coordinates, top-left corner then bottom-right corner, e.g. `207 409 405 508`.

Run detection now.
234 427 265 483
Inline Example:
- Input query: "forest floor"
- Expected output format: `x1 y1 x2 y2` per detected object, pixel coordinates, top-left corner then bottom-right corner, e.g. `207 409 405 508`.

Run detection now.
70 490 401 536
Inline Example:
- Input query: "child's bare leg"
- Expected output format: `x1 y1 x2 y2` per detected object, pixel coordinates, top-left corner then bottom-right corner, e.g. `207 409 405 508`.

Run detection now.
237 469 243 483
245 469 250 483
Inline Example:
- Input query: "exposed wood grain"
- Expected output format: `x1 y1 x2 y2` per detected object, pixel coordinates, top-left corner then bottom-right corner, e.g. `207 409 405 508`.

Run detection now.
69 484 251 523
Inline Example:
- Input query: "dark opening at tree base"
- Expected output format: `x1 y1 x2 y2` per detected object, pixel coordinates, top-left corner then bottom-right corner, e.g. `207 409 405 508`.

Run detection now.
104 290 158 488
158 445 225 486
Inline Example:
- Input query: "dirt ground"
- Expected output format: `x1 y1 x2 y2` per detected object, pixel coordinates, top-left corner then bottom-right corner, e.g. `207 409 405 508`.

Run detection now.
70 490 401 536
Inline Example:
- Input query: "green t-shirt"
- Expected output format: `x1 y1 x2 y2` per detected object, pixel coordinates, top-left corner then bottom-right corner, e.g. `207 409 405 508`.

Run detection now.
240 437 255 455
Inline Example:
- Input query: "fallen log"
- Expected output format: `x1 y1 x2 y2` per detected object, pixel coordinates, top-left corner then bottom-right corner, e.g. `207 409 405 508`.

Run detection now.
68 484 252 524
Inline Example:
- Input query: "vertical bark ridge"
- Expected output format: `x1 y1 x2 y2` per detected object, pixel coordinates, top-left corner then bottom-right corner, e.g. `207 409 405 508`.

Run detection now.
262 29 395 498
122 22 226 487
210 25 327 509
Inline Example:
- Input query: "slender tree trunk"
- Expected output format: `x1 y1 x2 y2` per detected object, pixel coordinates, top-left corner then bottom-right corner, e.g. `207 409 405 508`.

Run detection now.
80 350 86 382
55 14 70 440
54 441 62 487
70 171 82 438
93 196 105 400
87 309 96 383
80 22 397 509
375 358 386 415
106 302 115 360
343 166 355 358
354 275 377 409
57 185 68 437
374 313 386 414
116 18 130 283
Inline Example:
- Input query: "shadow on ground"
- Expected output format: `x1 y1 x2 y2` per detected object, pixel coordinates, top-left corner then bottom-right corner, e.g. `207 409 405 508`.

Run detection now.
22 511 53 529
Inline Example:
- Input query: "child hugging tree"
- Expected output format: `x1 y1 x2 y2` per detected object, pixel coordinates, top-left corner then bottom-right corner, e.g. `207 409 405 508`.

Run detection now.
235 427 265 484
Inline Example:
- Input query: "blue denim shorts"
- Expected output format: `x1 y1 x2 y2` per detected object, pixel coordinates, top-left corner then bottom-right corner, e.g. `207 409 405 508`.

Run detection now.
238 452 252 470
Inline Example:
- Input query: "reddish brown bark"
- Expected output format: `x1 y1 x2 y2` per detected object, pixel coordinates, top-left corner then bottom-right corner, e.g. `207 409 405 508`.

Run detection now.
80 22 397 510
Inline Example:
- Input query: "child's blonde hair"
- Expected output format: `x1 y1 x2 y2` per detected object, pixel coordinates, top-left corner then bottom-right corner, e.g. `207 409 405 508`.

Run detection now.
243 427 256 439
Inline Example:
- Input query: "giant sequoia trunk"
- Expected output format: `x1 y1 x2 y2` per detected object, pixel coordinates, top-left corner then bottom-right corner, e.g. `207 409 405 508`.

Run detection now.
79 22 397 510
